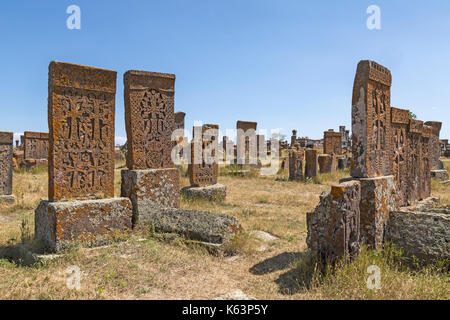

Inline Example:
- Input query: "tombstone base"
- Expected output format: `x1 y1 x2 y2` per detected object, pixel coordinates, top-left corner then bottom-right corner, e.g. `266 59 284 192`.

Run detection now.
181 184 227 201
35 198 133 252
121 168 180 228
0 195 15 205
431 170 449 182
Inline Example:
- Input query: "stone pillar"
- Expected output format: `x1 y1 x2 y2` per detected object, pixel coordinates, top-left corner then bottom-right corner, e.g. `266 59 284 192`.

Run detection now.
236 121 257 166
305 149 319 178
0 132 15 204
425 121 448 181
291 130 297 148
391 107 409 207
121 70 180 227
307 180 361 262
324 129 342 155
288 149 303 181
36 61 132 251
318 154 336 174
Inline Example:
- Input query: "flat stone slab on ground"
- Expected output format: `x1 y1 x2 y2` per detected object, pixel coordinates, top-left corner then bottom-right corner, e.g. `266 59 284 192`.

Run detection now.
431 170 449 182
250 230 279 242
144 207 243 245
213 290 255 300
35 198 133 252
0 195 15 205
181 183 226 201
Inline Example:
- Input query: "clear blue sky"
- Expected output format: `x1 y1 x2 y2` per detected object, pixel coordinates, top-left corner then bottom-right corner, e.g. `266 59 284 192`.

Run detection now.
1 0 449 144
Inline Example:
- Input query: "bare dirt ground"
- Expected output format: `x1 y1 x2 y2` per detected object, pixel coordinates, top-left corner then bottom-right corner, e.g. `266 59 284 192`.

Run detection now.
0 160 448 300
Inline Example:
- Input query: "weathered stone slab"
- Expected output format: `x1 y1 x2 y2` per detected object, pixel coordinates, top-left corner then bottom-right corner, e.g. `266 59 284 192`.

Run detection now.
181 183 226 201
305 149 319 178
359 176 398 248
306 181 361 262
189 124 219 187
236 121 257 164
124 70 175 170
0 195 15 205
424 121 442 170
288 149 303 181
431 170 449 181
0 131 13 197
141 207 243 245
121 168 180 227
23 131 49 160
337 157 348 170
48 61 117 201
385 206 449 262
318 154 336 174
419 125 432 201
351 60 392 178
324 130 342 155
35 198 133 252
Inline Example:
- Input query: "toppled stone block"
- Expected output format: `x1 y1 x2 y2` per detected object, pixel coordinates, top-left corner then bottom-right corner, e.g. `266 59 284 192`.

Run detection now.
181 183 226 201
359 176 398 248
0 195 15 205
121 168 180 227
431 170 449 182
385 204 449 262
35 198 133 252
143 207 243 245
307 180 361 262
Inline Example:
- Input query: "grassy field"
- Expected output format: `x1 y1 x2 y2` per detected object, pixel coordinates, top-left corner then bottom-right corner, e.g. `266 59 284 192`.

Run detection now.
0 159 448 300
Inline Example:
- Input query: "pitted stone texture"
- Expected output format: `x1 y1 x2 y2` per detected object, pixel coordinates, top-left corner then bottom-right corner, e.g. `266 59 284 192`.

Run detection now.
391 107 409 207
288 149 303 181
48 61 117 201
424 121 442 170
324 130 342 155
318 154 336 174
236 121 257 165
0 195 15 205
359 176 398 248
305 149 319 178
124 70 175 170
385 206 449 262
24 131 49 160
351 60 392 178
181 183 226 202
307 181 361 262
431 170 449 182
35 198 132 252
337 157 348 170
0 132 13 196
143 207 243 245
121 168 180 227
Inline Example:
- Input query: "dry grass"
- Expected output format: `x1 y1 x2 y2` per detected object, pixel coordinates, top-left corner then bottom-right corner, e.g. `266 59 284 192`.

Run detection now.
0 162 448 300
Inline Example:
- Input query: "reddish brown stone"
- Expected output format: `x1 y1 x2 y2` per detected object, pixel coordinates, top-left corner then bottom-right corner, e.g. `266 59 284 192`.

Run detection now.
351 60 392 178
48 61 117 201
406 119 423 204
424 121 442 170
189 124 219 187
305 149 319 178
318 154 336 174
324 130 342 155
0 132 13 196
24 131 49 161
391 107 409 206
289 149 303 180
236 121 257 164
124 70 175 170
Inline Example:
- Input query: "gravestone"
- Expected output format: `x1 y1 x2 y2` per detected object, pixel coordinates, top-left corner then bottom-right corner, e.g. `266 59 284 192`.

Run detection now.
425 121 448 181
35 61 132 251
351 60 392 178
0 132 15 204
305 149 319 178
323 129 342 155
23 131 49 169
182 124 226 201
288 149 303 181
121 70 180 227
174 112 186 131
291 130 297 147
391 107 409 206
236 121 257 165
318 154 336 174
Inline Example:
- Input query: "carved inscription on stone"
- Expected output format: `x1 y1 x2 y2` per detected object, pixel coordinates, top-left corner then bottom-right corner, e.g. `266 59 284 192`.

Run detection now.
351 60 392 178
48 61 116 201
189 124 219 187
0 132 13 195
124 71 175 170
24 131 49 160
324 130 342 155
391 107 409 206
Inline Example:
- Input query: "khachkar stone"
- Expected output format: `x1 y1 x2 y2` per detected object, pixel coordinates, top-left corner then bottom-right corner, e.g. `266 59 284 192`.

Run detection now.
305 149 319 178
323 129 342 155
0 132 15 204
318 154 336 174
351 60 392 178
23 131 49 169
121 70 180 227
174 112 186 131
288 149 303 181
236 121 257 165
391 107 409 206
406 119 423 204
35 61 132 252
419 125 432 200
183 124 226 201
307 180 361 262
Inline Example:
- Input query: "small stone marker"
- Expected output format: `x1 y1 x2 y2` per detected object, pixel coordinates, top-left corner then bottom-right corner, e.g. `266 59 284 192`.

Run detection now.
0 131 15 204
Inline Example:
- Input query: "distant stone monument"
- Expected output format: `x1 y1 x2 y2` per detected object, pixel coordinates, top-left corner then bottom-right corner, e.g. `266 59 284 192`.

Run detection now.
35 61 132 251
305 149 319 178
425 121 448 181
236 121 257 165
318 154 336 174
121 70 180 227
323 129 342 155
182 124 226 201
288 149 303 181
0 132 15 204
